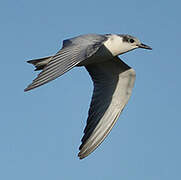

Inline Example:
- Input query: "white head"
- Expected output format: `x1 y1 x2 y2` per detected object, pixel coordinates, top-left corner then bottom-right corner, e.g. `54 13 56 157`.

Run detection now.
103 34 152 56
118 34 152 54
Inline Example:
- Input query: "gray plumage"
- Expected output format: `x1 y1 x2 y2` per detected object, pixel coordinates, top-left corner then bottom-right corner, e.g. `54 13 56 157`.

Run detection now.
79 58 135 158
25 34 107 91
24 33 152 159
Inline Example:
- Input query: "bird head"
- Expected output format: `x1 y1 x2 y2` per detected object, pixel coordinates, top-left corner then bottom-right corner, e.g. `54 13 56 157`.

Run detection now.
120 34 152 53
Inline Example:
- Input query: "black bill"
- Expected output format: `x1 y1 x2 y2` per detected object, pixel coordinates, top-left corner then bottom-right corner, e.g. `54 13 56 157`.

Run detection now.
138 43 152 50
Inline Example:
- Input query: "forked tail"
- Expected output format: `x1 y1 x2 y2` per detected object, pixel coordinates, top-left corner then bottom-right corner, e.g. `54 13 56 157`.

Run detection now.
27 56 52 71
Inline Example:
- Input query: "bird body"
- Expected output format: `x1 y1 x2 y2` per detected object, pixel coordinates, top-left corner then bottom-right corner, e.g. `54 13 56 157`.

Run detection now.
25 33 151 159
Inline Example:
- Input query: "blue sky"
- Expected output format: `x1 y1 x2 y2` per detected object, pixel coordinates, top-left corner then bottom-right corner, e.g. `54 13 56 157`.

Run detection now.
1 0 181 179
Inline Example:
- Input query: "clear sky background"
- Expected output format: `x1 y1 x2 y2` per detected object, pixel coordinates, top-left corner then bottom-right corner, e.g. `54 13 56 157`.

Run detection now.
0 0 181 179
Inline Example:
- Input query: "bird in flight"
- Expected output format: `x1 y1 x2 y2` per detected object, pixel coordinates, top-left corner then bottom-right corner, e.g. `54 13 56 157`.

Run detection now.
24 34 152 159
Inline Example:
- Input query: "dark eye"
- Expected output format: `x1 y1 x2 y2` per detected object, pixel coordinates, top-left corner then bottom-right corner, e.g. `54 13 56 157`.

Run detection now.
129 39 135 43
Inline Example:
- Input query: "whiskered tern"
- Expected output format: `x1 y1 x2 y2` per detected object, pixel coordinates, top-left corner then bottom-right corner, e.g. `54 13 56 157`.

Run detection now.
24 34 152 159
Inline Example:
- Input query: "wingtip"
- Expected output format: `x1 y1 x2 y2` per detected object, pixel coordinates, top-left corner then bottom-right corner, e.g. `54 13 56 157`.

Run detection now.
78 146 91 160
78 152 85 160
24 85 35 92
24 87 30 92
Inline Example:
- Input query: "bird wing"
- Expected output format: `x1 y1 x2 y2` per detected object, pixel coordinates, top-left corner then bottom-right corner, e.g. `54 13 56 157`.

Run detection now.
24 35 107 91
78 57 136 159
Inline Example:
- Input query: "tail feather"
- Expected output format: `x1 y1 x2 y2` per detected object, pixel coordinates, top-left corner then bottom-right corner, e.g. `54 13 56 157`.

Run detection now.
27 56 52 71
